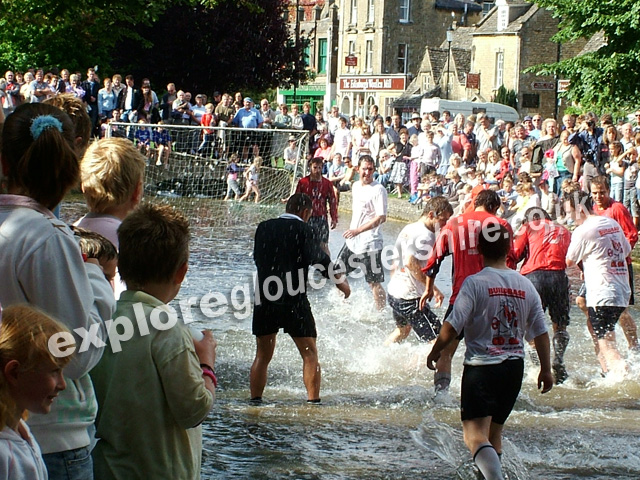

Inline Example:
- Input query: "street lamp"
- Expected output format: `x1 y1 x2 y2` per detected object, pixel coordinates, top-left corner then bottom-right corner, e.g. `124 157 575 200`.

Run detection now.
445 26 454 100
294 0 302 104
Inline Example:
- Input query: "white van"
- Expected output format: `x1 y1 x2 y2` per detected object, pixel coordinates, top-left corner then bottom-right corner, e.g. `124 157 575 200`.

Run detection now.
420 98 520 123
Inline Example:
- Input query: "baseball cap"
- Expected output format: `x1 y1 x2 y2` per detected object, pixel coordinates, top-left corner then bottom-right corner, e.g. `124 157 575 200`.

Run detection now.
244 97 253 103
523 115 533 121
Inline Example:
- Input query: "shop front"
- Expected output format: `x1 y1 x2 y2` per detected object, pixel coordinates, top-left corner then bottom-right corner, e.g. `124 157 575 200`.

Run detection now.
336 75 407 118
278 84 326 113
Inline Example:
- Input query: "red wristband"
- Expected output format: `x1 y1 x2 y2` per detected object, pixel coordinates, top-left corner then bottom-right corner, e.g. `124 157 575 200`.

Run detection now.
200 364 218 388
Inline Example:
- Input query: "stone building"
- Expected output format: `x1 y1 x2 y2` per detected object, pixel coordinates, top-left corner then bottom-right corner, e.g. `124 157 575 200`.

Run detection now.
332 0 483 118
399 0 588 119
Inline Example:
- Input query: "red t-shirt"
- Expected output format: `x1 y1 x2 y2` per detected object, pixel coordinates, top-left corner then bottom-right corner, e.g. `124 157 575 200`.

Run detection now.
513 218 571 275
295 176 338 222
201 113 214 134
422 210 515 304
595 199 637 263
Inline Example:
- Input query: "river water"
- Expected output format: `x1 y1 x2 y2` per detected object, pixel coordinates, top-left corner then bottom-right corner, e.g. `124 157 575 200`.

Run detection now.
62 199 640 480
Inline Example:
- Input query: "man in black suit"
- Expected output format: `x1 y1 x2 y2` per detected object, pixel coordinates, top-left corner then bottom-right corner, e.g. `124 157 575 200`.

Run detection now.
250 193 350 404
117 74 141 123
83 67 100 136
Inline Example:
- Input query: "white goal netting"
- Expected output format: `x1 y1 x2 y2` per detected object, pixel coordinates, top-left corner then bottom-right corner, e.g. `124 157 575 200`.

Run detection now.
105 123 308 222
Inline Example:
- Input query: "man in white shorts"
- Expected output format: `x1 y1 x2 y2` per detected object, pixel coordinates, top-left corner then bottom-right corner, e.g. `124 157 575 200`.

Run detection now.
337 155 388 310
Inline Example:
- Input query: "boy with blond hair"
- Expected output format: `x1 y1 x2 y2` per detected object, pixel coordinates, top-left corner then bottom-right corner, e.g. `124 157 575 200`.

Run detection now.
75 137 146 297
75 137 146 249
91 203 217 479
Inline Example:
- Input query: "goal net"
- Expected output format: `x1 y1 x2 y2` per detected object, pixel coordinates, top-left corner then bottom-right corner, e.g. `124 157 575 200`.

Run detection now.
105 122 309 226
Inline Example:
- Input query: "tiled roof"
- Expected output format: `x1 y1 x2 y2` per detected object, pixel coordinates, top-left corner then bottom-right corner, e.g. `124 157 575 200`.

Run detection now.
439 26 475 51
435 0 483 13
474 2 537 35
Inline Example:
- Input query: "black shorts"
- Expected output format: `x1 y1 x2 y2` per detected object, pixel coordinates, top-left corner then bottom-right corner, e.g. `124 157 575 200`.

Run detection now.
525 270 570 328
308 216 330 244
628 263 635 306
336 244 385 284
252 298 317 338
587 306 626 339
460 359 524 425
388 295 441 342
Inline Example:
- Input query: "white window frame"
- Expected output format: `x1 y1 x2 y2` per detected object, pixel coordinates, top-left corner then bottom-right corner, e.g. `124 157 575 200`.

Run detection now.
495 50 504 89
422 74 431 92
348 40 356 73
350 0 358 26
367 0 375 24
365 40 374 73
398 43 408 74
400 0 410 23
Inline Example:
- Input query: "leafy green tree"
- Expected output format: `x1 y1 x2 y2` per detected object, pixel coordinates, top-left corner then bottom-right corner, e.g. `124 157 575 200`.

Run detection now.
529 0 640 111
0 0 176 72
110 0 311 94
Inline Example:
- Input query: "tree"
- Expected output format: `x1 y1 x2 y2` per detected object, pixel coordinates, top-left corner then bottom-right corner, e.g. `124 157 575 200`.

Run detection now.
529 0 640 112
0 0 176 72
110 0 311 95
492 85 517 110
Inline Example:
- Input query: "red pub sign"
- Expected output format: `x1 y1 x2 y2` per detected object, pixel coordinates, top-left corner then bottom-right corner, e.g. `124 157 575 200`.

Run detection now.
339 76 406 91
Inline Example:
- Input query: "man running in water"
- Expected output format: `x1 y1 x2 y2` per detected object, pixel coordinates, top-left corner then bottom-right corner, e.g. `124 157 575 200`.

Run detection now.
513 206 572 383
420 189 515 392
427 223 552 480
294 156 338 255
385 196 453 344
337 155 388 310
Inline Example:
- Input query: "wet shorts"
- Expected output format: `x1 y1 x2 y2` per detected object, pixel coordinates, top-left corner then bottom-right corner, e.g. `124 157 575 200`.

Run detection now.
461 358 524 425
388 295 441 342
252 298 317 338
336 244 385 284
587 306 626 339
308 216 330 244
525 270 570 328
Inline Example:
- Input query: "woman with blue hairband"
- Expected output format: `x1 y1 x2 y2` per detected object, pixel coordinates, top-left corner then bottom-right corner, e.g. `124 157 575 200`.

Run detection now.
0 103 115 480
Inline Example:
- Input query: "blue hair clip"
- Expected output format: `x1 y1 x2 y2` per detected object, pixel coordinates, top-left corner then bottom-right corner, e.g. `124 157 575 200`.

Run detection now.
30 115 63 140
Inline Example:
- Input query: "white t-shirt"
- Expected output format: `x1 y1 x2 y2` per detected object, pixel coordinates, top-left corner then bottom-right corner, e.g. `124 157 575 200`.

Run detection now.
566 215 631 307
333 127 352 157
387 221 435 299
346 180 387 254
447 267 548 366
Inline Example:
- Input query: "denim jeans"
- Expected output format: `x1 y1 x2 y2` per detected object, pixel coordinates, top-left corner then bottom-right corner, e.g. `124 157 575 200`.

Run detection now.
42 446 93 480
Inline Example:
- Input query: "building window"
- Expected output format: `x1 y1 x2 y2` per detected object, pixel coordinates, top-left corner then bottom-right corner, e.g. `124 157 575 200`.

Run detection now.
350 0 358 25
400 0 410 23
367 0 375 24
303 44 311 68
318 38 327 74
483 0 495 16
365 40 373 72
522 94 540 108
384 97 396 117
348 40 356 73
495 51 504 89
397 44 408 74
422 74 431 92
